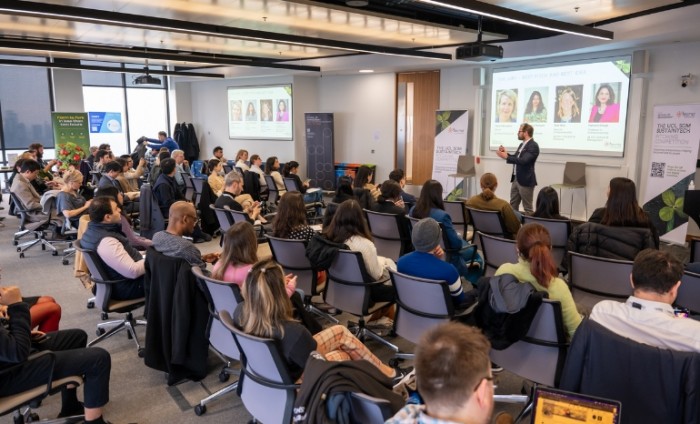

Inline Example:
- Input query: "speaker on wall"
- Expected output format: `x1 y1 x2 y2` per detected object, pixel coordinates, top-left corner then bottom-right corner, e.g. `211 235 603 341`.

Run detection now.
631 50 649 75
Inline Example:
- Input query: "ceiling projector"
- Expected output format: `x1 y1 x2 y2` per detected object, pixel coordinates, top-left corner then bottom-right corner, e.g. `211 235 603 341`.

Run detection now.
455 43 503 62
133 74 162 85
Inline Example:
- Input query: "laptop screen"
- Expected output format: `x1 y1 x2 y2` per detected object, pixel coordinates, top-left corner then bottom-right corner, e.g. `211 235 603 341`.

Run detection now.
531 387 621 424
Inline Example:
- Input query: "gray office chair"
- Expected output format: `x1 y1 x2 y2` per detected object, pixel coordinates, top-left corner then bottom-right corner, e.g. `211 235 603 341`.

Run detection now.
180 171 195 202
447 154 476 198
191 267 242 416
444 200 469 240
210 205 234 246
677 270 700 315
264 174 281 208
364 209 411 261
466 207 508 244
10 192 63 259
76 241 147 357
522 215 571 272
568 252 634 310
266 235 339 325
551 162 587 218
220 311 299 424
478 231 518 277
283 177 299 192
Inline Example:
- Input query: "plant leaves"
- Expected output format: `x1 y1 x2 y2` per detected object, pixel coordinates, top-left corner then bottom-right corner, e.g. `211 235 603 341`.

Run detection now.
662 190 676 207
659 206 675 222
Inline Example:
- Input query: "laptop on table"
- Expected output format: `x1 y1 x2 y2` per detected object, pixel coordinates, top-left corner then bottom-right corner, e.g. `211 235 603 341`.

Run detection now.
530 387 621 424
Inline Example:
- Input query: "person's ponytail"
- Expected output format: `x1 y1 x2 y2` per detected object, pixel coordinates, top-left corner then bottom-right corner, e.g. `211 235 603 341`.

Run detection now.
528 242 557 288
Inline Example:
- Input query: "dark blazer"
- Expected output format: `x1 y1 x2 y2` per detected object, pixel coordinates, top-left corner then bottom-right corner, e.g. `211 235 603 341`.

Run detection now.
507 139 539 187
561 319 700 424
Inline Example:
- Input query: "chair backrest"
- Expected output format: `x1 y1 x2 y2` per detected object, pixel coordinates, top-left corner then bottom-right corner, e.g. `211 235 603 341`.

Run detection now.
444 201 468 240
191 177 206 205
266 235 319 297
325 250 376 317
220 311 297 424
235 166 245 175
192 267 242 361
181 172 195 202
454 154 476 176
390 270 453 345
348 392 395 422
490 299 568 387
264 174 280 204
364 209 407 261
242 170 262 202
466 207 507 242
563 162 586 186
522 215 572 268
222 164 232 174
210 205 234 235
678 270 700 315
568 252 634 299
283 177 299 192
229 209 250 224
9 191 34 230
74 240 118 312
478 232 518 277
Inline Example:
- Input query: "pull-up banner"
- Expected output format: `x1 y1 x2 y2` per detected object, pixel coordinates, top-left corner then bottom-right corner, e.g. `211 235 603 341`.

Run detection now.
432 110 469 195
642 104 700 245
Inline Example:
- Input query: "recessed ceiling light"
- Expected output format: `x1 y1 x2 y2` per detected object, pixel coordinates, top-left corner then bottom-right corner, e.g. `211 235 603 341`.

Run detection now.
346 0 369 6
359 69 374 73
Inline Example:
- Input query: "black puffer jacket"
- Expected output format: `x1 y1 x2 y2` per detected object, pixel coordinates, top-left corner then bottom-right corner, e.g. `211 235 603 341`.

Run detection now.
567 222 656 261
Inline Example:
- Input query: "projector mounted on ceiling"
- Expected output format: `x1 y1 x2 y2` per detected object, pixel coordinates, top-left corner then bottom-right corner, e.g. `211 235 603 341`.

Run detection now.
454 43 503 62
133 72 162 85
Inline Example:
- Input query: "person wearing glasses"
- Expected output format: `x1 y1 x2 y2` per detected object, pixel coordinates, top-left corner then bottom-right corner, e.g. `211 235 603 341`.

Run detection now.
496 123 539 214
386 322 513 424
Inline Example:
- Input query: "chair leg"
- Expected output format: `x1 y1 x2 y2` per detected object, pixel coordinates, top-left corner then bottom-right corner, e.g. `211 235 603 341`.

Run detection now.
195 381 239 416
88 320 128 346
359 326 400 352
307 304 339 324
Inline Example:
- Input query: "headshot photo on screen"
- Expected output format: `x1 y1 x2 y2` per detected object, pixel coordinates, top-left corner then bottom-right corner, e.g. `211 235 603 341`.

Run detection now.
555 85 583 123
276 99 289 122
589 83 621 123
260 99 273 121
495 89 518 123
230 100 243 121
523 89 548 123
245 101 258 121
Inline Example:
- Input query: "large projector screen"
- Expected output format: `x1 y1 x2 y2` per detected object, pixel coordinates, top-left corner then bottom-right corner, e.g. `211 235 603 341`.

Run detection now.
227 84 293 140
489 56 631 157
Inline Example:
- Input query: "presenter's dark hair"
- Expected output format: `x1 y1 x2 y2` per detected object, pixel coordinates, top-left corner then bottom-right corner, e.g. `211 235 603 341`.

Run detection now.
533 187 561 219
413 180 445 219
601 177 649 227
632 249 682 294
525 91 545 114
19 159 41 173
520 123 534 137
160 158 176 176
265 156 278 175
354 165 373 188
89 196 116 222
594 84 616 106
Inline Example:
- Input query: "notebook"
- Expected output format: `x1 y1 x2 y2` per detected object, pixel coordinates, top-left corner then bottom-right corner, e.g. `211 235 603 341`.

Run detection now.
530 387 621 424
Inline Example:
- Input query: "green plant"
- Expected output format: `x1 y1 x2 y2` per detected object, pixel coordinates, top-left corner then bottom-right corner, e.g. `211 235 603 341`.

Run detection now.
659 190 686 232
436 111 452 131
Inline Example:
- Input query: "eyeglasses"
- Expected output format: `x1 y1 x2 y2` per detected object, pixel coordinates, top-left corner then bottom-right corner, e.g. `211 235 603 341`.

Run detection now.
473 375 494 392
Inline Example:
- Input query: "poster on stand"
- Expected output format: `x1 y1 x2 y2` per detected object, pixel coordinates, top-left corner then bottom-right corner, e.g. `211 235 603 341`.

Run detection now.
51 113 90 152
432 110 469 196
642 104 700 245
305 113 335 190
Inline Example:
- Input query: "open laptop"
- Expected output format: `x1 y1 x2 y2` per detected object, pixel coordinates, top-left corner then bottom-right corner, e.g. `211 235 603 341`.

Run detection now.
531 387 621 424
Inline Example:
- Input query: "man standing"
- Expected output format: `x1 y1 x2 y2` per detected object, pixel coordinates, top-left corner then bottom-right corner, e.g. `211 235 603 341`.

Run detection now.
590 249 700 351
151 201 219 269
386 322 511 424
496 123 539 214
80 197 145 300
146 131 179 153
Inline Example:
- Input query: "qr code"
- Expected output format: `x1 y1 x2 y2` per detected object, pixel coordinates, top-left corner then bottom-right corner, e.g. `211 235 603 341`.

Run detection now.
651 162 665 178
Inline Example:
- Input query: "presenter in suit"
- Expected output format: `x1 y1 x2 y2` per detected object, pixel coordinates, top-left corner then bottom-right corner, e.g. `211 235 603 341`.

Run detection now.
497 123 539 214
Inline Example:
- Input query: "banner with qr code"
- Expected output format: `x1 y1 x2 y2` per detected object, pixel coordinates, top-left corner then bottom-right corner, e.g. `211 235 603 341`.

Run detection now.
642 104 700 245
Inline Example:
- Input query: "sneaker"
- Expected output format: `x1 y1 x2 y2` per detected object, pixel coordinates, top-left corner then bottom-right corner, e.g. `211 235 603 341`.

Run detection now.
491 362 504 373
392 365 414 386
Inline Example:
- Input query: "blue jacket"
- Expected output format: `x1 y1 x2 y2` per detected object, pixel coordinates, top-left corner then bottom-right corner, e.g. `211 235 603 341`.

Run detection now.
147 137 179 153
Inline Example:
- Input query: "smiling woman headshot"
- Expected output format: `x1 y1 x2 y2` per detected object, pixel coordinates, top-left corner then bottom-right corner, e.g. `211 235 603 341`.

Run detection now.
589 83 620 123
555 86 581 123
523 90 547 123
495 89 518 123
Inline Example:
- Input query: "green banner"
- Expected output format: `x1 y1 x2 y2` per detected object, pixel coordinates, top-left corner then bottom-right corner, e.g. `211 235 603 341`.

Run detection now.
52 113 90 170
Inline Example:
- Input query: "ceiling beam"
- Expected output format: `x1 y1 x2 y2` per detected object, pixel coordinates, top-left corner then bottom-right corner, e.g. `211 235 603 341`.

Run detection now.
0 0 453 60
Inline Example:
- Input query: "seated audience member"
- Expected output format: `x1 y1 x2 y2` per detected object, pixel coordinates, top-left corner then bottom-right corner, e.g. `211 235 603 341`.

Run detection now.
212 222 267 287
212 146 227 163
97 161 123 192
372 180 406 215
282 160 323 205
85 145 99 168
495 223 581 338
0 286 112 424
322 175 355 229
152 201 219 269
411 180 482 283
57 170 91 229
147 151 171 186
146 130 179 153
387 322 510 424
152 158 185 218
248 154 266 188
171 149 189 194
29 142 58 173
397 218 471 309
353 165 380 203
272 192 316 241
118 155 146 193
10 159 48 228
234 149 249 171
265 156 286 194
207 159 226 197
97 186 152 250
92 149 113 175
389 168 416 206
588 177 659 246
214 172 263 224
81 197 145 300
466 173 521 239
532 186 568 220
144 147 159 170
591 249 700 351
234 259 406 382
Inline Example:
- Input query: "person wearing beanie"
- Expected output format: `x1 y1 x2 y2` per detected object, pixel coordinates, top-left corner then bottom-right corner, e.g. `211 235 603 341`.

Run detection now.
466 173 521 239
397 218 471 309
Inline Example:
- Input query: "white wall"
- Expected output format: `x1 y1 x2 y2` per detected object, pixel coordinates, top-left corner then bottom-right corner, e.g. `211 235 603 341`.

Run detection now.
52 69 84 113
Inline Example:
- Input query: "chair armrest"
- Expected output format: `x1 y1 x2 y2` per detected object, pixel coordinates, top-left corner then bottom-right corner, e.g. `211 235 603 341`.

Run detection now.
0 351 56 398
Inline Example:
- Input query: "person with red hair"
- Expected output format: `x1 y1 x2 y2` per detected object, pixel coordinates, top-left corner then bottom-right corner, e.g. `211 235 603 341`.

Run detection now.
494 223 581 338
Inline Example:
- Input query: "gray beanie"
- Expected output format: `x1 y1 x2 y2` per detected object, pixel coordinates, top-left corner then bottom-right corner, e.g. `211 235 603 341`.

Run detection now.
412 218 441 252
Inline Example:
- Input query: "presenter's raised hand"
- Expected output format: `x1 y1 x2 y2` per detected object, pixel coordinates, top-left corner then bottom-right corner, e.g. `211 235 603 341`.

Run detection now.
496 145 508 159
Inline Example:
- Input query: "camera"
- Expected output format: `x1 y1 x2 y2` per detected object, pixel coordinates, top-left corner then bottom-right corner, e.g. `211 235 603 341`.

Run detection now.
682 79 688 88
681 74 693 88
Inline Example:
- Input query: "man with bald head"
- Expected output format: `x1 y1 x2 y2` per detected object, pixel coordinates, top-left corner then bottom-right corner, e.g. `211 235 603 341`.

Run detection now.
151 201 219 269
